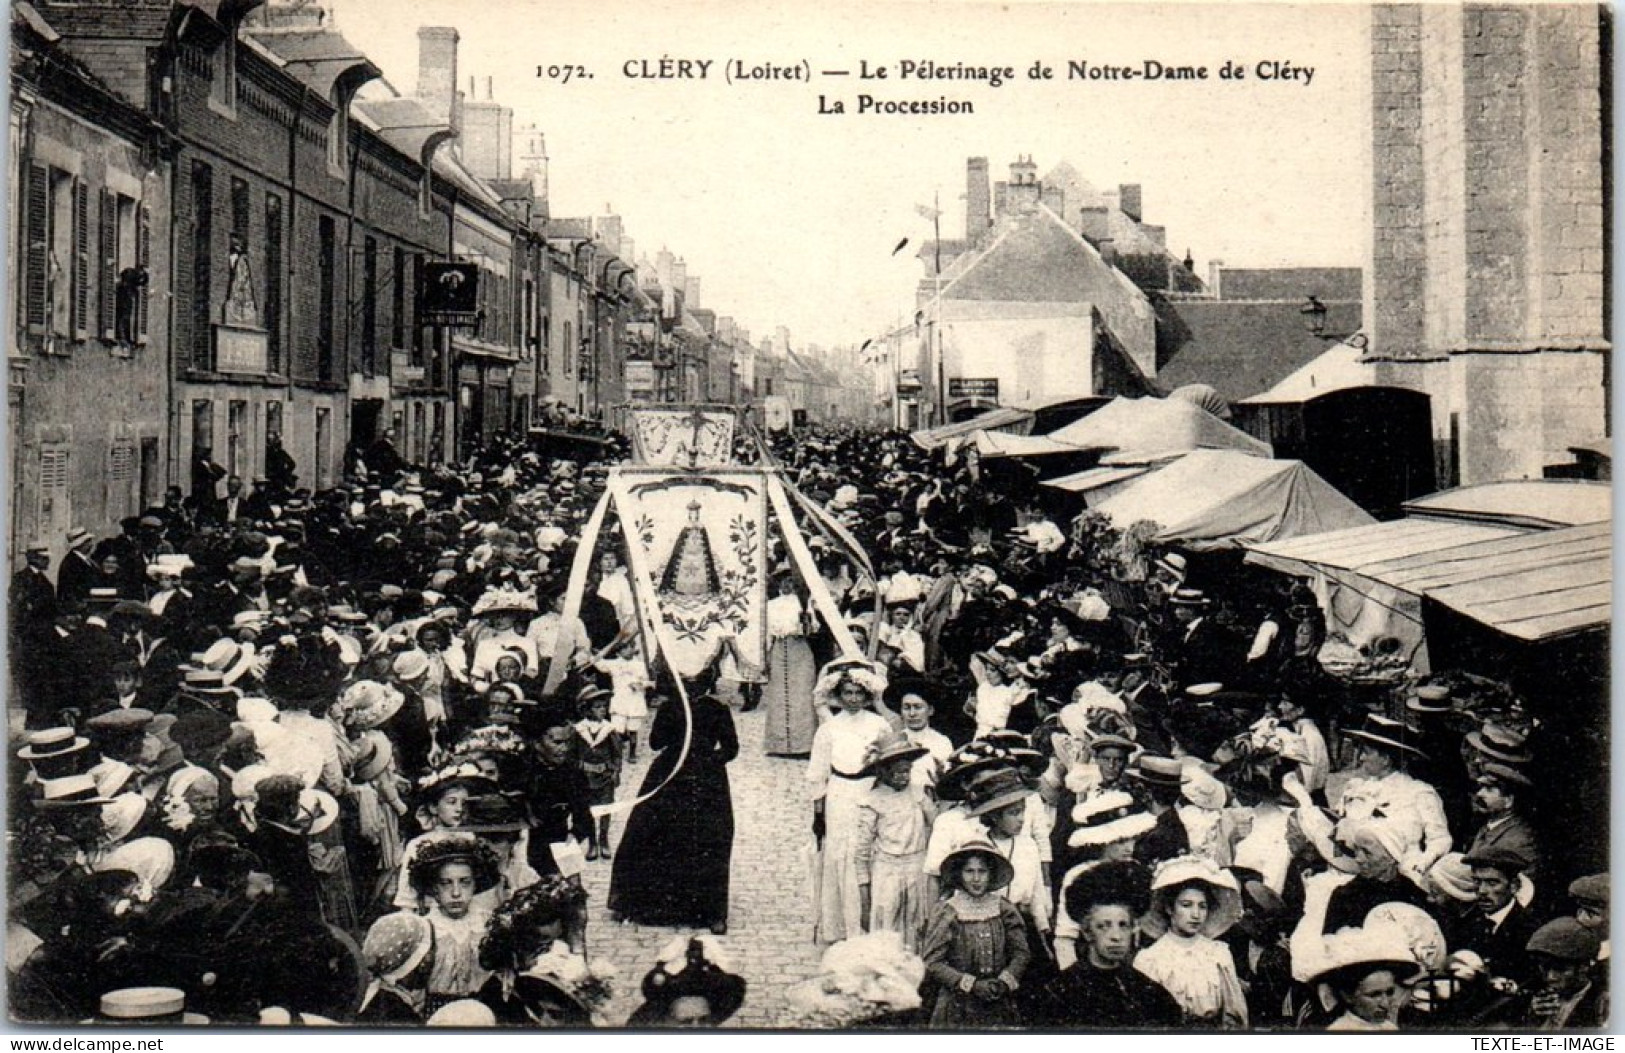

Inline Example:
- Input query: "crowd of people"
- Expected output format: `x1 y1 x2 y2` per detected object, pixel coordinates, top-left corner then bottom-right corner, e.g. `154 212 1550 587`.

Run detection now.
3 417 1608 1030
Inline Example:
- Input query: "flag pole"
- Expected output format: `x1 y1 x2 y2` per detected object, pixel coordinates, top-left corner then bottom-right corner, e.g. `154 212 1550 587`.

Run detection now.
933 188 946 424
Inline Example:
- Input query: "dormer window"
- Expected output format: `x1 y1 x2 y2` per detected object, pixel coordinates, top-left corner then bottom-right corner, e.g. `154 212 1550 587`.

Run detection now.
328 91 349 175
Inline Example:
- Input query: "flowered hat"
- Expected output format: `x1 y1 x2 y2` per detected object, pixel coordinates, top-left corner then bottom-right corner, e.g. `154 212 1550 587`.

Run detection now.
811 657 889 711
785 930 925 1028
1146 855 1243 938
631 936 746 1026
1068 790 1157 849
335 679 405 732
407 833 502 896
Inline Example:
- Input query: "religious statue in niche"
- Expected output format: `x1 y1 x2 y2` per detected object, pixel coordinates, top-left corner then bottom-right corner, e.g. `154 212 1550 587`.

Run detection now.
224 234 259 327
659 499 724 600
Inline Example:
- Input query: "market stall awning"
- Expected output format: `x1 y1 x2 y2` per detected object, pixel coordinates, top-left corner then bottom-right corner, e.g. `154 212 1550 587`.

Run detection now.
1092 449 1372 549
1045 395 1271 460
1409 521 1612 642
1245 518 1523 579
910 407 1034 450
962 429 1081 459
1042 463 1153 496
1403 480 1611 530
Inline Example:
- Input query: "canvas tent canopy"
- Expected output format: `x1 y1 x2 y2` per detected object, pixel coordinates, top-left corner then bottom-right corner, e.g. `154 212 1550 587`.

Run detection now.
1045 396 1271 464
1042 463 1154 501
910 407 1033 450
1402 480 1611 530
950 428 1085 460
1090 449 1373 549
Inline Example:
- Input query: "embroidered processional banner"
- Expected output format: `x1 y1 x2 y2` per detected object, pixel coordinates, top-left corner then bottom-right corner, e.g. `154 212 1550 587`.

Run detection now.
628 406 737 468
610 469 769 679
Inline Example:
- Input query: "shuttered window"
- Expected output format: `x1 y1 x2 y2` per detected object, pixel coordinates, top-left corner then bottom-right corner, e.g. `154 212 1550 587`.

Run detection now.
72 180 89 340
135 203 150 342
192 162 214 369
109 440 135 481
265 193 282 372
99 189 117 341
38 445 69 527
24 163 48 334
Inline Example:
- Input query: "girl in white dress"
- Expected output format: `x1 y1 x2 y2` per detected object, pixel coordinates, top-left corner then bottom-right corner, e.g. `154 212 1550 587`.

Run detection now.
807 659 893 945
1133 855 1249 1030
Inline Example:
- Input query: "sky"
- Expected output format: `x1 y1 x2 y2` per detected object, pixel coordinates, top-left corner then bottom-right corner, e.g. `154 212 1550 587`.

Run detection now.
327 0 1373 350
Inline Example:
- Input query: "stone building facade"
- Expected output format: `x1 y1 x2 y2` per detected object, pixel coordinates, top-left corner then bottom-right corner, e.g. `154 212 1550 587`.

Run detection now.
9 5 172 564
1368 4 1608 485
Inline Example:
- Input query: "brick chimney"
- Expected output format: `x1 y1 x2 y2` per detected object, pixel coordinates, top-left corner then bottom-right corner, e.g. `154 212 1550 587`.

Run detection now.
965 157 990 243
1041 184 1065 218
460 75 511 180
417 27 461 133
685 276 701 310
1208 259 1224 299
1006 156 1041 211
1078 206 1110 246
1118 183 1142 222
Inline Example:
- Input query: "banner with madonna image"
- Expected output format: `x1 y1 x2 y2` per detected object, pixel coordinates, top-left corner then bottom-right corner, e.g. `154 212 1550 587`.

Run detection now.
628 405 737 468
610 469 769 679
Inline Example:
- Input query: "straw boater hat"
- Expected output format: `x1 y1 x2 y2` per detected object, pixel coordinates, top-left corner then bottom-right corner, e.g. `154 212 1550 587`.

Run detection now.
1068 790 1157 849
1146 855 1243 939
36 773 115 809
1405 684 1454 716
940 836 1016 894
860 731 929 777
1465 722 1533 766
18 727 91 764
1129 754 1185 789
90 987 208 1026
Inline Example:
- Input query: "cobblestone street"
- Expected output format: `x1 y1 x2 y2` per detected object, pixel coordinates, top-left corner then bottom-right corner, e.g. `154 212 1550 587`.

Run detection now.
580 701 827 1028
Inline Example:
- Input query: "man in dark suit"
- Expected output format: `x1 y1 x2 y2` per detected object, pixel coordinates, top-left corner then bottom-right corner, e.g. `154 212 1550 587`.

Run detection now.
55 528 102 608
1466 765 1541 881
11 545 58 642
1169 588 1240 686
1451 847 1544 990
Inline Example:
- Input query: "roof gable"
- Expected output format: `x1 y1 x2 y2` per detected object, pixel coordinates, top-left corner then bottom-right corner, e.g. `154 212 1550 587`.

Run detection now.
942 204 1147 308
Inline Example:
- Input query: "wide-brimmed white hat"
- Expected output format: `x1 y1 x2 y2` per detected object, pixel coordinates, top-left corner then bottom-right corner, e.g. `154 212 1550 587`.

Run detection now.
1146 855 1243 938
1068 790 1156 849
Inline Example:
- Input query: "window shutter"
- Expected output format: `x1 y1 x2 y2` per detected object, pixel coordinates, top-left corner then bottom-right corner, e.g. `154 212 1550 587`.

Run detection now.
37 445 70 528
136 204 151 342
72 180 89 340
24 163 47 334
99 189 117 341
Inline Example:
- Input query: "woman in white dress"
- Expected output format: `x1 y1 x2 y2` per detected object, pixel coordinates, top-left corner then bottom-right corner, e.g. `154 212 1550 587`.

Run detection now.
807 659 893 945
1133 855 1249 1030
